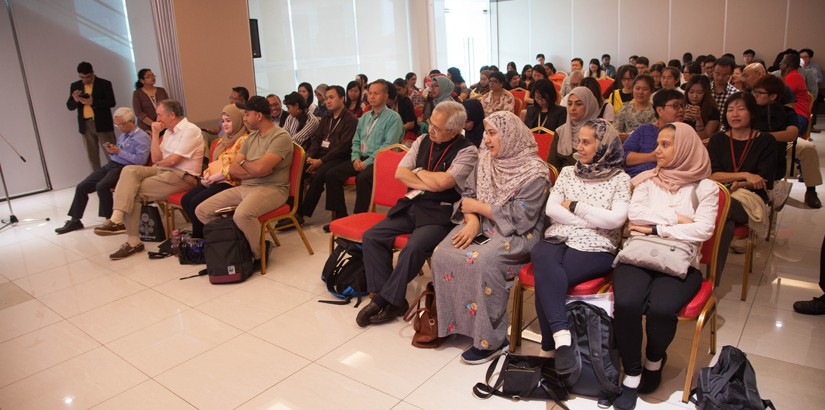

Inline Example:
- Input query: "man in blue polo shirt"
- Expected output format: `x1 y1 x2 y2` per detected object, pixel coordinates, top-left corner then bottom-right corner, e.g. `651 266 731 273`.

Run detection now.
56 107 150 234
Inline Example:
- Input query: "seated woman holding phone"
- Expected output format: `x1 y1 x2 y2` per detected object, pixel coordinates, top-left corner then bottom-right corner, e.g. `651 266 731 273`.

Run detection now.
432 111 550 365
180 104 249 238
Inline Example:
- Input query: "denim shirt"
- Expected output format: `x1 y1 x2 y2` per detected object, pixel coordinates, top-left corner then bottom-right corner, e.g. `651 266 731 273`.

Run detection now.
111 126 151 166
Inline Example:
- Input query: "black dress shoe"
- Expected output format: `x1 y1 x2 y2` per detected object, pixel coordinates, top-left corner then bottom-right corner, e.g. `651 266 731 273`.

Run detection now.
370 299 409 324
356 301 382 327
638 353 667 394
55 219 84 235
805 191 822 209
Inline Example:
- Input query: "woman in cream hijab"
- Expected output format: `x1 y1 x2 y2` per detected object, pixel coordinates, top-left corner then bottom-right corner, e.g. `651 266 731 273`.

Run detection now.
180 104 250 238
547 86 599 168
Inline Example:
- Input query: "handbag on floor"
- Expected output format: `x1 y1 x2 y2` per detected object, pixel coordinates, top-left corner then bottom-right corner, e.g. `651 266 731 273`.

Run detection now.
319 238 368 306
472 352 569 408
402 281 445 348
613 235 697 279
138 203 166 242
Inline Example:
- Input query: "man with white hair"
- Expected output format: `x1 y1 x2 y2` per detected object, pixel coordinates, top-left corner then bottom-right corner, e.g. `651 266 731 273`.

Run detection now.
356 101 478 328
55 107 150 234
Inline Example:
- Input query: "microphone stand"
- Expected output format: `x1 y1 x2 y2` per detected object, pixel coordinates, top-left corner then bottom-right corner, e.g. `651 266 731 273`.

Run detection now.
0 131 50 232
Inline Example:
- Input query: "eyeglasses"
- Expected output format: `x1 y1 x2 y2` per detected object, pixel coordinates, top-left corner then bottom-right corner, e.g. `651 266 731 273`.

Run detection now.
621 77 634 82
114 122 129 128
428 121 457 135
665 102 685 110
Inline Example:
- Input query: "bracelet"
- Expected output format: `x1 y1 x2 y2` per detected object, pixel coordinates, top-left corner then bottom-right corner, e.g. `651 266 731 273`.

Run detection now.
650 225 658 236
569 201 578 214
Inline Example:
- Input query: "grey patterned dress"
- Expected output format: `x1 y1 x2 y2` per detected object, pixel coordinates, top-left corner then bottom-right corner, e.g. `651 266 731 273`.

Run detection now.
432 173 549 350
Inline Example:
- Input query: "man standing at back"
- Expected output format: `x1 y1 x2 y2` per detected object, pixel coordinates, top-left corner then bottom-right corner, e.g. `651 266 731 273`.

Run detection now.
95 99 203 259
196 96 293 268
66 61 116 170
356 101 478 327
324 79 404 231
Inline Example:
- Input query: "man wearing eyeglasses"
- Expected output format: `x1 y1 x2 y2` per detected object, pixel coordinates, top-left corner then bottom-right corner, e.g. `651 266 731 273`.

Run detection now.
356 101 478 328
66 61 117 170
710 57 738 112
622 89 686 178
55 108 150 234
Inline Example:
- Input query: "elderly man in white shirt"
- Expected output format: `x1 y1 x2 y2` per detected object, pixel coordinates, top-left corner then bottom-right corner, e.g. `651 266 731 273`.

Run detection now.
94 99 204 260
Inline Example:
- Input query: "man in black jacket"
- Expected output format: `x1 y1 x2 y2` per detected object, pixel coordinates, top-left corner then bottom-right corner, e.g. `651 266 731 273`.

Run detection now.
66 62 116 170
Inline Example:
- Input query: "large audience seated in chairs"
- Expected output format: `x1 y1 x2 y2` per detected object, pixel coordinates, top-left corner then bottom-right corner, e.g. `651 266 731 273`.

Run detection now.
57 46 825 406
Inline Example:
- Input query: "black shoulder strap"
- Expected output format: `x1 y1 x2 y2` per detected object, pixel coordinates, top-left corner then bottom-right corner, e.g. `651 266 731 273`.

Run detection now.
585 307 621 393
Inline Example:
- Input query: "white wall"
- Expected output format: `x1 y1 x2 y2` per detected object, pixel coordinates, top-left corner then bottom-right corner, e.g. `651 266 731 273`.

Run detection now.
492 0 825 73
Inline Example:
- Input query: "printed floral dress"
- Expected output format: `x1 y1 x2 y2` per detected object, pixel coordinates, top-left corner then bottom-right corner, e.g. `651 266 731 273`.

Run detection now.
432 174 549 350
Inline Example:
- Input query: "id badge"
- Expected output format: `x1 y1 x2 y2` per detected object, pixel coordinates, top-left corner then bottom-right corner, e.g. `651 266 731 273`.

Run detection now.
321 140 330 149
405 189 423 199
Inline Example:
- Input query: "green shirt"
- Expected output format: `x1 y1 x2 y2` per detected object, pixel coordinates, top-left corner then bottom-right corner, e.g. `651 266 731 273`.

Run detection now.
238 126 293 190
351 106 404 166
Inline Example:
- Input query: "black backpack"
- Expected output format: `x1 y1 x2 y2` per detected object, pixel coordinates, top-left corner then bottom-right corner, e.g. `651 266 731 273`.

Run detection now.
204 216 254 284
319 238 368 306
563 301 622 401
690 345 776 410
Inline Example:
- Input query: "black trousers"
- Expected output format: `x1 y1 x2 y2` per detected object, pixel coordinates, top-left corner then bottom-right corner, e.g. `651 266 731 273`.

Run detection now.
716 198 750 286
68 161 124 220
324 160 373 218
530 241 615 351
180 182 234 238
613 264 702 376
299 157 347 218
362 205 453 306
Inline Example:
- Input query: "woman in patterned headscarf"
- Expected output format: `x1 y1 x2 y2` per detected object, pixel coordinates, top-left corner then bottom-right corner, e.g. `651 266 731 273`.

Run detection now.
548 86 600 168
432 111 550 365
531 118 631 374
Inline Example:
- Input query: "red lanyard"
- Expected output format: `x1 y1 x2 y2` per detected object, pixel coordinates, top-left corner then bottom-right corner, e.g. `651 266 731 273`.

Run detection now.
427 137 459 171
729 129 756 172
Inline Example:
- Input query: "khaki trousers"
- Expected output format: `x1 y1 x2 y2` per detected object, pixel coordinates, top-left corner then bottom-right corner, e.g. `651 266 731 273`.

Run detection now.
113 165 196 237
195 185 287 259
789 139 823 187
82 119 116 170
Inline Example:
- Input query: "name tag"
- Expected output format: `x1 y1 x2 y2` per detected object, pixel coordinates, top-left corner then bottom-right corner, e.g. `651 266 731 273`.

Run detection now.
321 140 330 149
405 189 424 199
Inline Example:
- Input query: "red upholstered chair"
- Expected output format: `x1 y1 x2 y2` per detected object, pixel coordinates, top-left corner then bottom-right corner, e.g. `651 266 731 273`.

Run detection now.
531 127 555 161
328 144 410 252
675 182 730 402
597 78 614 95
510 87 527 109
163 139 220 236
512 97 523 117
258 143 314 274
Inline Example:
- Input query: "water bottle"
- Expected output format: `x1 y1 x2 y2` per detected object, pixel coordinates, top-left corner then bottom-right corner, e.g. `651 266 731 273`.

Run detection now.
171 229 181 249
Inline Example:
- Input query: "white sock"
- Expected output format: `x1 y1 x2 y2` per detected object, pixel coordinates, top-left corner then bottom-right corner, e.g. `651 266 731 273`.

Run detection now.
110 211 124 224
645 358 662 371
623 374 641 389
552 329 572 347
539 349 555 358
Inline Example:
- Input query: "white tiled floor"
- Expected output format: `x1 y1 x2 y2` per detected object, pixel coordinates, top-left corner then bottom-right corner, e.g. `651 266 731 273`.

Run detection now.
1 136 824 409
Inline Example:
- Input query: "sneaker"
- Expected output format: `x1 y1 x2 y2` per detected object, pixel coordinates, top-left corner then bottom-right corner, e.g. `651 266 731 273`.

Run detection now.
771 181 791 211
109 242 145 260
805 191 822 209
55 219 84 235
793 295 825 315
730 238 747 254
461 339 509 365
94 220 126 236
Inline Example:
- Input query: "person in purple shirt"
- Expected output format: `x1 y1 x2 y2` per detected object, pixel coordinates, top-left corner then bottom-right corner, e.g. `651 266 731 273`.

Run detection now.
55 107 151 234
622 89 686 178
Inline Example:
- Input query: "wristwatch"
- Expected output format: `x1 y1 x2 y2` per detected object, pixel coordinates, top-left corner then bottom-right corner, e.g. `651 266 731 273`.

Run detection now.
412 167 423 175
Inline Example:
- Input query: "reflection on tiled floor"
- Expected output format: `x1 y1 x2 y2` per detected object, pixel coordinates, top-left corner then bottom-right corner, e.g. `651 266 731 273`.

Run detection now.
1 134 824 409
